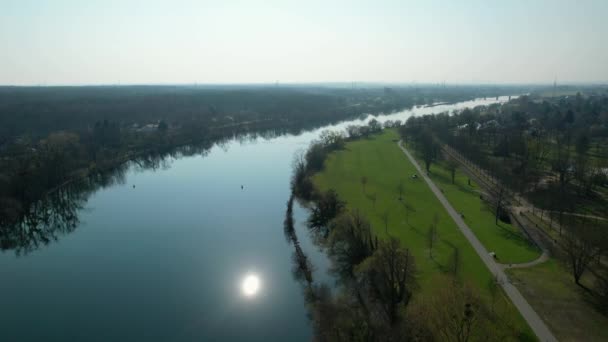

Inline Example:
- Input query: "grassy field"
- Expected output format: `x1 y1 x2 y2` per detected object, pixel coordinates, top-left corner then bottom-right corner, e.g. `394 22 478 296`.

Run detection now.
313 129 535 339
416 153 542 264
507 260 608 341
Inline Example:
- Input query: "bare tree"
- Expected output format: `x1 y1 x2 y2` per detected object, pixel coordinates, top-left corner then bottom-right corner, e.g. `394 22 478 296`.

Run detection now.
327 210 376 277
357 237 416 326
423 277 490 342
562 217 603 287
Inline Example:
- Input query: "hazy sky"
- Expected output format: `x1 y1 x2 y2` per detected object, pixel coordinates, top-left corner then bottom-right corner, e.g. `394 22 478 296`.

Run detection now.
2 0 607 85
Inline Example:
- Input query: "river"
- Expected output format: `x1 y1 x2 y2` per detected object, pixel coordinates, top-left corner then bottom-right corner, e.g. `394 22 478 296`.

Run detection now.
0 96 513 341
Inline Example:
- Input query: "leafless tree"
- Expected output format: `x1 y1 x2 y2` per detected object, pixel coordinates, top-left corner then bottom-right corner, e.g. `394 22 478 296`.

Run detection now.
357 237 416 326
562 217 603 287
422 277 490 342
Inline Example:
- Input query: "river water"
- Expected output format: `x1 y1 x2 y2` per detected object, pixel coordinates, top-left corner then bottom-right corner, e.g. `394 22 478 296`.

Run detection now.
0 96 513 341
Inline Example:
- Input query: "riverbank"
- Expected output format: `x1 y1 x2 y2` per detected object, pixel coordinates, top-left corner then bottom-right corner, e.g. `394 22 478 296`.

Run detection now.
309 129 535 340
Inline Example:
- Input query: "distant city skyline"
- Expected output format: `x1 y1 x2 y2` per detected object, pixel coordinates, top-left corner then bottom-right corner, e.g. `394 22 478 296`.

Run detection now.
2 0 608 85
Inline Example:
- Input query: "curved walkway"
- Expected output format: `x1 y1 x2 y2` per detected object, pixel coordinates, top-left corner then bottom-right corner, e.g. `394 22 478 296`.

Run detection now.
397 141 557 342
501 250 550 269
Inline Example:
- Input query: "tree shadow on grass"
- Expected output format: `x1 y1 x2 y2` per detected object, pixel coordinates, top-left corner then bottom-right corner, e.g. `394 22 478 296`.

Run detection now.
430 171 478 197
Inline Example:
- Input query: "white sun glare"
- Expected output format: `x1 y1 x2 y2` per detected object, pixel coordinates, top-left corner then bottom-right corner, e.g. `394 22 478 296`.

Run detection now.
241 273 261 297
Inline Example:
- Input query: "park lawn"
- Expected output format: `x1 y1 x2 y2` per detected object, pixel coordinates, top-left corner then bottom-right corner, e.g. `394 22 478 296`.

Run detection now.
418 154 542 264
507 259 608 342
313 130 535 340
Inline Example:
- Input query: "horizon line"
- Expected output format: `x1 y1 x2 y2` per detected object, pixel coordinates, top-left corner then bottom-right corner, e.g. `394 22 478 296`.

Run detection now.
1 81 607 88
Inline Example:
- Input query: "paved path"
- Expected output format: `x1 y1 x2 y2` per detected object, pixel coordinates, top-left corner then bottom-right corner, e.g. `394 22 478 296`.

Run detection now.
397 141 557 342
501 250 550 269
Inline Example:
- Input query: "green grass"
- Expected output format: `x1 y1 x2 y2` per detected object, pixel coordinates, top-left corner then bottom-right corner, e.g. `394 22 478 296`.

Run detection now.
419 155 541 264
507 260 608 342
313 130 535 339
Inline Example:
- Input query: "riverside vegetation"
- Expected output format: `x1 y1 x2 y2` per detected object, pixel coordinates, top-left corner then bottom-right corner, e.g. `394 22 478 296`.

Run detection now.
288 126 534 341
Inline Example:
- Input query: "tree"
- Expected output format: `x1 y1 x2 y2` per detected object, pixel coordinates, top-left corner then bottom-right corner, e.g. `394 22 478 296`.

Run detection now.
346 125 362 139
444 156 459 184
327 210 376 276
305 142 327 172
562 218 603 286
319 130 345 150
308 189 345 235
357 237 416 326
397 181 404 200
368 119 382 133
418 129 438 172
494 185 508 225
421 277 490 342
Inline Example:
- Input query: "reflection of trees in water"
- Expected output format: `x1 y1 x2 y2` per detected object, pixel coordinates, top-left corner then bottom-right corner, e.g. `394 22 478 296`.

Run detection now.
0 118 377 256
283 194 315 288
0 139 216 255
0 165 127 256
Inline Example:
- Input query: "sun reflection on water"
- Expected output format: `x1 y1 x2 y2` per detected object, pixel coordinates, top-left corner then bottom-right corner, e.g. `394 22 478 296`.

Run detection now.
241 273 261 298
